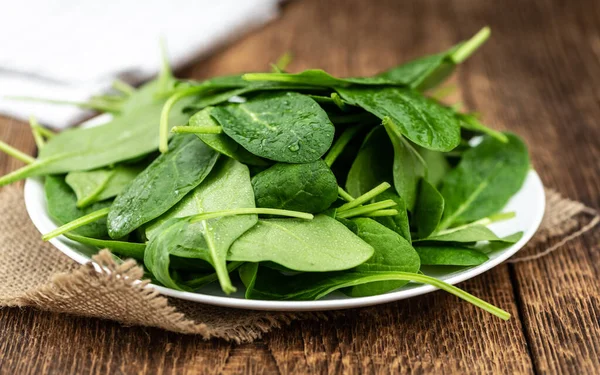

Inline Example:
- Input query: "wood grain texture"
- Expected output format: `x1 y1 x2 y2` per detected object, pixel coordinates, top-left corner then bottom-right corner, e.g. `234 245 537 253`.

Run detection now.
0 0 598 374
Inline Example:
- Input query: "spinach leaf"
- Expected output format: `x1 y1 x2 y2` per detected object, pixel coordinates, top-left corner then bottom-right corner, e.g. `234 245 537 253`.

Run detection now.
439 133 529 229
210 92 335 163
188 108 268 166
414 245 488 266
64 233 145 260
144 158 257 293
242 69 394 87
251 160 338 213
65 164 143 208
372 191 411 243
378 28 490 90
382 118 427 211
44 175 112 239
337 87 461 151
416 225 522 243
108 134 219 239
413 179 444 238
0 77 190 186
228 215 374 272
343 218 420 297
346 126 393 197
417 147 450 187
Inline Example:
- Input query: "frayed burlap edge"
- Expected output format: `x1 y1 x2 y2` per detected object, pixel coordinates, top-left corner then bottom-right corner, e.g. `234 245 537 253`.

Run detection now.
507 189 599 263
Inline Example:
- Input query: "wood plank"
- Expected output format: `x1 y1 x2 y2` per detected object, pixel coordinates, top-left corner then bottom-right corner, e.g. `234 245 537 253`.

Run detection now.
445 0 600 372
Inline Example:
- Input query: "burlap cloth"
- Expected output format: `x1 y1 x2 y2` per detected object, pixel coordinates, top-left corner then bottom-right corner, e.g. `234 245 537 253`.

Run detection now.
0 186 597 342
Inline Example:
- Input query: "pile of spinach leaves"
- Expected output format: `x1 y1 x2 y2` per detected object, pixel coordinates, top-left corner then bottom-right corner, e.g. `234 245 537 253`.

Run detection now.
0 27 530 320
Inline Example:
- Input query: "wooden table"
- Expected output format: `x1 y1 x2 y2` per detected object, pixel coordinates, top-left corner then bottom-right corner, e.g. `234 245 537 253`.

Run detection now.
1 0 599 373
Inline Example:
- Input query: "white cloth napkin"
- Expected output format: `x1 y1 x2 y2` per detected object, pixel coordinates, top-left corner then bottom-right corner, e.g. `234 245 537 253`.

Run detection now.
0 0 280 128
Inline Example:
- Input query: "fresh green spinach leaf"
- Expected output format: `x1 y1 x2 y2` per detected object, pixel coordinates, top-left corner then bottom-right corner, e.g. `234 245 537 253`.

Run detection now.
337 87 461 152
414 245 488 266
439 133 529 229
228 215 374 272
346 126 393 197
251 160 338 213
44 175 112 239
108 134 219 238
211 92 335 163
382 118 427 211
413 179 444 238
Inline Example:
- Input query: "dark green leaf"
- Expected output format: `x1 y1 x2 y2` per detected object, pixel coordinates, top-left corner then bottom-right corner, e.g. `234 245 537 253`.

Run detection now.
414 245 488 266
382 118 427 211
346 126 393 197
252 160 338 213
413 179 445 238
44 175 111 239
372 191 411 243
344 218 420 297
188 108 268 166
439 133 529 229
108 134 219 238
337 87 461 151
211 92 335 163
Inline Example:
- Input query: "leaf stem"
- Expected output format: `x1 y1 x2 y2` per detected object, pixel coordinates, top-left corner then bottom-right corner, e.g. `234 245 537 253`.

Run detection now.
324 124 364 167
159 87 206 153
435 211 516 236
42 208 110 241
330 92 347 111
0 161 44 186
336 200 397 219
336 272 509 320
362 209 399 217
451 27 491 64
172 125 222 134
29 117 45 149
337 182 391 212
190 208 314 223
0 140 35 164
34 125 55 139
112 79 136 96
337 187 355 202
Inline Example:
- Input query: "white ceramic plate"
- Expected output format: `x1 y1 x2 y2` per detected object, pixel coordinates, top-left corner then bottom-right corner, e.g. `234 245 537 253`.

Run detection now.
23 116 546 311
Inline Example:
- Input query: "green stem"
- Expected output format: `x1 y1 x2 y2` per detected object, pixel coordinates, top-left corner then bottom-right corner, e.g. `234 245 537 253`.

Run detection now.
0 140 35 164
337 182 391 212
362 209 399 218
336 200 397 219
430 84 457 101
42 208 110 241
29 117 45 149
271 52 293 73
0 161 45 187
451 27 491 64
324 124 364 167
337 187 355 202
172 125 222 135
112 79 135 96
190 208 313 223
457 113 508 143
185 262 245 289
435 211 516 236
332 272 509 320
159 87 206 153
35 126 55 139
64 233 145 260
330 92 347 111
